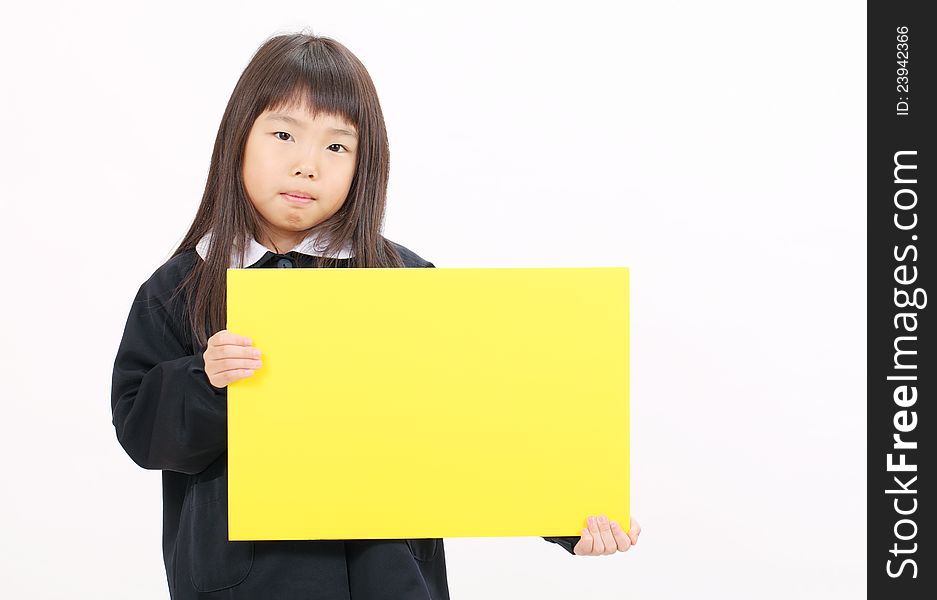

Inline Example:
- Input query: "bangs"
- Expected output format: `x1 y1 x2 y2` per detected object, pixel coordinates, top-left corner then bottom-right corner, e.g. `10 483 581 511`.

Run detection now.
256 41 362 128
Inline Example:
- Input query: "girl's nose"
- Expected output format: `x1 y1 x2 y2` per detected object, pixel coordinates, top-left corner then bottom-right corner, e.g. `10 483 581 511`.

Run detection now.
294 166 317 178
293 152 319 178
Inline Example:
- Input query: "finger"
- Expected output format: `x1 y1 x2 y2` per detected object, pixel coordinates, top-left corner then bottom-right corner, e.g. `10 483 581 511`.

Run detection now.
213 357 263 373
587 515 605 554
628 517 641 545
597 515 616 555
212 329 254 347
206 341 261 363
219 369 256 386
222 369 254 383
610 520 632 552
219 344 263 360
574 526 594 556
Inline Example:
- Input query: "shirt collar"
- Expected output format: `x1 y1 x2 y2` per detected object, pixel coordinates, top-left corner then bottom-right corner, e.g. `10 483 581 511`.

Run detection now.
195 229 354 268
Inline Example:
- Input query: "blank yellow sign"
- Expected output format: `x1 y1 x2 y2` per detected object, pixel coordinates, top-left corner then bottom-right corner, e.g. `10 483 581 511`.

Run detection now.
226 266 629 541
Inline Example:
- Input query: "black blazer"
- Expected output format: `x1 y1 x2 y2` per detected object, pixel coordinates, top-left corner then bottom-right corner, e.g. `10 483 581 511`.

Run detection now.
111 240 578 600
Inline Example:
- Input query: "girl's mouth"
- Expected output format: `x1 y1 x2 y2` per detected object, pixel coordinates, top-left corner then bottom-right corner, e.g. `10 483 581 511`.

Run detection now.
281 193 314 205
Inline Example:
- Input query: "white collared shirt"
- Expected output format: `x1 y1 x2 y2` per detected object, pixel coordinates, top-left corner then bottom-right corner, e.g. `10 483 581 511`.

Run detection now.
195 229 354 268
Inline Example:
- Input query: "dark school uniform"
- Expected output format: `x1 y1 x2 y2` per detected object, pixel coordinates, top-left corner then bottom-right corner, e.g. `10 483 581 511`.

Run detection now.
111 237 580 600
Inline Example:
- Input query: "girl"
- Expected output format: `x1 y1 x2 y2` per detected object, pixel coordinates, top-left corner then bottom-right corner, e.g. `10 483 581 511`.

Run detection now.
110 32 639 600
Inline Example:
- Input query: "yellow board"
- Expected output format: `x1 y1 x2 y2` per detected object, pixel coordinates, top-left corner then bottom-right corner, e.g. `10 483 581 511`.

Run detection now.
226 266 629 541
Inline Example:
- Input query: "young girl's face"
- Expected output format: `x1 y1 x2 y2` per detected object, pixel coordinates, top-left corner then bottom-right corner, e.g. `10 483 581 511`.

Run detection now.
242 104 359 249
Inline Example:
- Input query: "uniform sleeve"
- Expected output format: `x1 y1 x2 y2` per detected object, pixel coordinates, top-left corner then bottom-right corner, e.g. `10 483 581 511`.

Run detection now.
110 279 228 475
542 536 580 554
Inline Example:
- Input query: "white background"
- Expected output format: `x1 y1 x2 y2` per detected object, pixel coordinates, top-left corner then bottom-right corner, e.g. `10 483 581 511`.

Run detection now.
0 1 865 598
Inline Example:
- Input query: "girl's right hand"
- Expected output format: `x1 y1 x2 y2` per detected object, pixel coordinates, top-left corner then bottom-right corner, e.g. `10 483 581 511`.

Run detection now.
204 329 263 389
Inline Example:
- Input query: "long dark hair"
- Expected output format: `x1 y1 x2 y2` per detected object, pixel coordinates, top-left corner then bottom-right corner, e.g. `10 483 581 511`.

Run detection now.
170 32 404 349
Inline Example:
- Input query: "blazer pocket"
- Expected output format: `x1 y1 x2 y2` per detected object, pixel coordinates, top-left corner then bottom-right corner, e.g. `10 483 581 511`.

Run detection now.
405 538 438 562
178 460 253 592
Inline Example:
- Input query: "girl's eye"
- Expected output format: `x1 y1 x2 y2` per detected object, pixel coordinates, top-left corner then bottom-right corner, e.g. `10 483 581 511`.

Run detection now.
274 131 293 142
328 143 348 153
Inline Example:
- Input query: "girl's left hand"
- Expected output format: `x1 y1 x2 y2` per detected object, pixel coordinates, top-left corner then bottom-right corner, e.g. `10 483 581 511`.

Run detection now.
573 515 641 556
